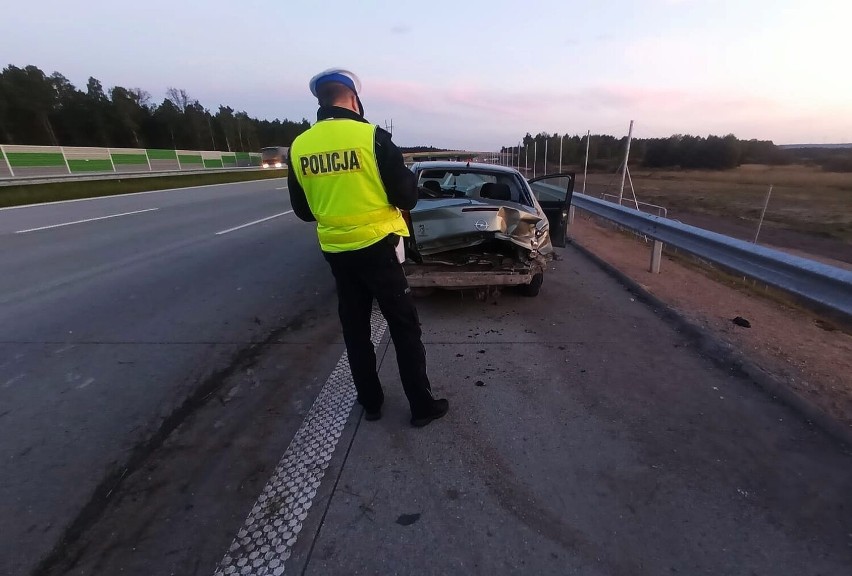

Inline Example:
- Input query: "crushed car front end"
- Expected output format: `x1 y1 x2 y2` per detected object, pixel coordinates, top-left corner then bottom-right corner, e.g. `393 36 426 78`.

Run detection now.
403 162 558 293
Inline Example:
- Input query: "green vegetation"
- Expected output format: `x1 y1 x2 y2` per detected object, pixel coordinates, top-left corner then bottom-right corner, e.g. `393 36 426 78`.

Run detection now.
584 164 852 242
0 64 310 151
0 170 287 208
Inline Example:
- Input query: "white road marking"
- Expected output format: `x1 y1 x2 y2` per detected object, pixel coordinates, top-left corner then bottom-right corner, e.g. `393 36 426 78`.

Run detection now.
54 344 76 355
77 377 95 390
0 178 287 212
215 310 388 575
274 186 288 190
2 374 26 389
215 210 293 236
15 208 159 234
0 353 25 370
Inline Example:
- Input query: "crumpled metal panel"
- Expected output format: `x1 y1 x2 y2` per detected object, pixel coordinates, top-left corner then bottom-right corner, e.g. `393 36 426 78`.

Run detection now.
410 198 553 256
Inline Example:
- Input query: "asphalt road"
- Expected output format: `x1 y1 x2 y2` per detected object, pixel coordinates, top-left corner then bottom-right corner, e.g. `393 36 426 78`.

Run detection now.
2 180 851 576
0 179 337 576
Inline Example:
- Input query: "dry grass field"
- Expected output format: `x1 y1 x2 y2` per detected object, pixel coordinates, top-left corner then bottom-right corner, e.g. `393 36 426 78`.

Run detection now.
580 164 852 263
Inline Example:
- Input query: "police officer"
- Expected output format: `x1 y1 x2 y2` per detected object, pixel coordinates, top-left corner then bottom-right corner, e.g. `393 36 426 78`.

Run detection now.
287 68 449 427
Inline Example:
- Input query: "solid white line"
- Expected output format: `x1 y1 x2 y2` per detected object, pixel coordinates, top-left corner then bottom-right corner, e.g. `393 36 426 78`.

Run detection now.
274 186 288 190
215 210 293 235
0 177 288 212
15 208 159 234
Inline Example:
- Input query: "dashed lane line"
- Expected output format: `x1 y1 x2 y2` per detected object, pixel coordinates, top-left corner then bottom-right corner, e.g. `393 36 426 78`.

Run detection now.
15 208 159 234
2 374 26 389
214 309 387 576
215 211 294 236
76 377 95 390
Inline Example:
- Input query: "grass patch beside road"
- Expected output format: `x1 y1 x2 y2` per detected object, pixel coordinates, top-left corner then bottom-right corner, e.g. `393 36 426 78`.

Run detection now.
583 164 852 242
0 169 287 208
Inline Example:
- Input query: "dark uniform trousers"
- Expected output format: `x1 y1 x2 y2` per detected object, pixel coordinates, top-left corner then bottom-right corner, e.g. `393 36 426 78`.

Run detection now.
323 235 435 416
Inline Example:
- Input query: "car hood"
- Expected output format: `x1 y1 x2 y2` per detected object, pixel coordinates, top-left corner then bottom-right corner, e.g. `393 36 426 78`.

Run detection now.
409 197 552 256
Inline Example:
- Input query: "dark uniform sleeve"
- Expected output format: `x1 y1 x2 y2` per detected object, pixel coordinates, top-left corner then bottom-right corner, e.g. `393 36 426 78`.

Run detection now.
287 154 316 222
374 127 417 210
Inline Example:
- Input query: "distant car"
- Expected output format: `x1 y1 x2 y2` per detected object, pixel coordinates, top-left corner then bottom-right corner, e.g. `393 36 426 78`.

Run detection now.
404 161 574 296
260 146 288 169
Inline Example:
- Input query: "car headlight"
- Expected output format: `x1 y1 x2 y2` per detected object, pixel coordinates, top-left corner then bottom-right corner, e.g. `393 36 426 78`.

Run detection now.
275 162 282 168
262 163 269 168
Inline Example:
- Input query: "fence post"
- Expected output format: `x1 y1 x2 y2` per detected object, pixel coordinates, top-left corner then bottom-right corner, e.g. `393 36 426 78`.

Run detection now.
533 141 537 178
650 240 663 274
0 144 14 177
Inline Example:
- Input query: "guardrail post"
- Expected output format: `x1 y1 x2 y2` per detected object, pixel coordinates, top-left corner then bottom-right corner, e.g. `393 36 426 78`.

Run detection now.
567 205 575 233
650 240 663 274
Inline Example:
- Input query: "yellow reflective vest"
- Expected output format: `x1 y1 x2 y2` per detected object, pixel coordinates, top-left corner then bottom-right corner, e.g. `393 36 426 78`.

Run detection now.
290 118 409 253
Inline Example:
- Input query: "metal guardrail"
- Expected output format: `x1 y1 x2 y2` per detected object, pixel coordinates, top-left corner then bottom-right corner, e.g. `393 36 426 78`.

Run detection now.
563 189 852 319
600 193 668 218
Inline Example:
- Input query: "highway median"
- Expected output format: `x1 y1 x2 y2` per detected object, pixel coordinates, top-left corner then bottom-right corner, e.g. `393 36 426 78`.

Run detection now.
0 169 287 208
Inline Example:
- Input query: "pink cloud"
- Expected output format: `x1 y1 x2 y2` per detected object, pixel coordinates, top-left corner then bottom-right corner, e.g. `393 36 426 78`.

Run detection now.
249 75 850 147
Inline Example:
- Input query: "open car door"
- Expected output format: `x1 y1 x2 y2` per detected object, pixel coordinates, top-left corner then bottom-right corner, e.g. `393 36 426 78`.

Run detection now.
528 173 575 247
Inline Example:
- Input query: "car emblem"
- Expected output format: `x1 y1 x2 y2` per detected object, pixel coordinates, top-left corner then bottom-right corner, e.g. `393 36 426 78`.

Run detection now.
474 219 489 231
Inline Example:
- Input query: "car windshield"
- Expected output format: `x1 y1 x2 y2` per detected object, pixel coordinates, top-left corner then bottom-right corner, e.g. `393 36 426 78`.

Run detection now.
261 148 283 159
417 169 529 205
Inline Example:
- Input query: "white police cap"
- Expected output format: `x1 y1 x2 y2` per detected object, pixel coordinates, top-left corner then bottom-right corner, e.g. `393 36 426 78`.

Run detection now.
309 68 362 98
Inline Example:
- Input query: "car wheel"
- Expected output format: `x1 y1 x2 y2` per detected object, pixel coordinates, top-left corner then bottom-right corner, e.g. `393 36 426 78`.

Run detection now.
519 272 543 297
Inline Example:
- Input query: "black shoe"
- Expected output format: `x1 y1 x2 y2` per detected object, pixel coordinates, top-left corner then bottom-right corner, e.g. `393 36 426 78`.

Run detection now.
410 399 449 428
364 408 382 421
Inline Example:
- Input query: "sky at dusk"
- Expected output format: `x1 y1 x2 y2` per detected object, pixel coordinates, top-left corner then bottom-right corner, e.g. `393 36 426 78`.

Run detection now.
2 0 850 149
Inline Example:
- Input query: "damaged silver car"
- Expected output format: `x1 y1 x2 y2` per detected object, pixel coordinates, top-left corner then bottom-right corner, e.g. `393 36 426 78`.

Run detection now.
403 161 574 296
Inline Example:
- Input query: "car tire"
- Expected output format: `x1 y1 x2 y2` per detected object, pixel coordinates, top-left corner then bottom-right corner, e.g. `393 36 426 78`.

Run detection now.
519 272 543 297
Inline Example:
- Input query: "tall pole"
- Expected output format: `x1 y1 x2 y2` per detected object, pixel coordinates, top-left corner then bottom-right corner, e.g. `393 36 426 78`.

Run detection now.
207 116 216 150
559 135 564 173
533 140 537 178
618 120 634 204
544 139 548 175
525 145 528 174
517 142 521 170
583 129 590 194
753 185 773 244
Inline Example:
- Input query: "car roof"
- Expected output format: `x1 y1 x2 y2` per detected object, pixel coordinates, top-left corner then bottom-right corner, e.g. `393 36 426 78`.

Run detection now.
410 161 522 175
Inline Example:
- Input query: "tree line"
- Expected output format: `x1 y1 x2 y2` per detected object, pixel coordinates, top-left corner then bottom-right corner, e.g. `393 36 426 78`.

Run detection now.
3 64 848 171
503 132 797 171
0 64 311 151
